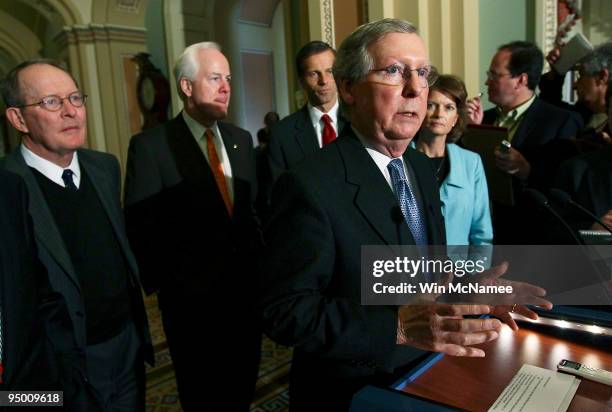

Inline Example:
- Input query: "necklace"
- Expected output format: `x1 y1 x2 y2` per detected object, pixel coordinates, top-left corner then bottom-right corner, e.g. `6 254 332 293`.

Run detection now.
433 154 446 182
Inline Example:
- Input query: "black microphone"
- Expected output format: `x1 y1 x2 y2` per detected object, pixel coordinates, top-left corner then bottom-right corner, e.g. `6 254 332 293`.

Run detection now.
391 206 404 224
524 188 585 245
391 206 404 244
549 188 612 235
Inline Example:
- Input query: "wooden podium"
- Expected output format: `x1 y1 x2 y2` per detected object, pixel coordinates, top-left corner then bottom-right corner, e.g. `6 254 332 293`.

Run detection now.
401 325 611 411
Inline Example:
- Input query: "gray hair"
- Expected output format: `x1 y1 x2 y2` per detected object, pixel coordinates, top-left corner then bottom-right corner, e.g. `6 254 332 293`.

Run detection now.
580 42 612 76
333 18 418 84
0 58 78 108
174 41 221 100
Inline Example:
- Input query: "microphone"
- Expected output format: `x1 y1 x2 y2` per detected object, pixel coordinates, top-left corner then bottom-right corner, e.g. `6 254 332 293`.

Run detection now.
391 206 404 224
549 188 612 235
524 188 585 245
391 205 405 245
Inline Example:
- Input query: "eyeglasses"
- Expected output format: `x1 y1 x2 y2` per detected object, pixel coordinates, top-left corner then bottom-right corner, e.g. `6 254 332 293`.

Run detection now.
16 92 88 112
368 64 438 88
485 70 514 81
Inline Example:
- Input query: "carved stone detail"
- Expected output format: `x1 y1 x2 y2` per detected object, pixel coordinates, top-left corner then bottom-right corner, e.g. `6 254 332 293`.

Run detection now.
322 0 335 47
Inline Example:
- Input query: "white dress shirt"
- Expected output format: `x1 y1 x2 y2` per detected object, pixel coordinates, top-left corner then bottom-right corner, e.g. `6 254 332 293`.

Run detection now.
21 145 81 188
182 111 234 202
308 100 339 148
351 126 411 189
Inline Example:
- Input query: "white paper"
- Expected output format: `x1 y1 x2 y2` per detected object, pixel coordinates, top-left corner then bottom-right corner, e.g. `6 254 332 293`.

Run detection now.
488 364 580 412
558 378 581 412
553 33 594 75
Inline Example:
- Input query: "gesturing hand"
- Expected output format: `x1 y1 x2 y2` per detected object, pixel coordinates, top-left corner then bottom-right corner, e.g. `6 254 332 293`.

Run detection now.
396 304 501 357
466 96 484 125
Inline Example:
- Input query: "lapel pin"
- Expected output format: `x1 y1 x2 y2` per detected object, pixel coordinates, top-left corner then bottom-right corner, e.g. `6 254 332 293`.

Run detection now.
233 144 238 149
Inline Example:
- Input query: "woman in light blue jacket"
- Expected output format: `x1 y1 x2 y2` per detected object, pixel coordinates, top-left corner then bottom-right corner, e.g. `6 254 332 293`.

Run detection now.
414 75 493 245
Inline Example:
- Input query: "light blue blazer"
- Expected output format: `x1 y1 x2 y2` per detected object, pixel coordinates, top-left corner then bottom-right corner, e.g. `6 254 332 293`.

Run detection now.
440 143 493 245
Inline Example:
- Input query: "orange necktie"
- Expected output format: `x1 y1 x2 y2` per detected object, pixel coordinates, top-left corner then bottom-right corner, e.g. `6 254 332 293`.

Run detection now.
205 129 233 216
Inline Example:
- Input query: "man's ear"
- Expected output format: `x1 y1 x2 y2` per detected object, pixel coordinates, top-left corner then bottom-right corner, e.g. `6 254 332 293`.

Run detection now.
338 79 355 106
5 107 28 134
598 68 609 84
517 73 529 89
179 77 192 98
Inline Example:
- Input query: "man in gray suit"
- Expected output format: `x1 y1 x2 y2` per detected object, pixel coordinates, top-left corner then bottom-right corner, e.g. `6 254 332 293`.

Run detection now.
1 59 152 411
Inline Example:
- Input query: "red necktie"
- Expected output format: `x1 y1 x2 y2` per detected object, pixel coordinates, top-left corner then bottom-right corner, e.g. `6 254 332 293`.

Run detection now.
321 114 336 146
205 129 233 216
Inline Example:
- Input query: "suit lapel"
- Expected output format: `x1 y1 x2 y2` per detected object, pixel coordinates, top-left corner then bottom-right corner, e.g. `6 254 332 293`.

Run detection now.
78 151 139 276
511 97 540 148
166 114 230 217
337 109 348 134
443 144 466 189
0 214 19 384
338 130 414 245
166 114 217 187
3 149 80 291
403 148 444 244
294 106 319 156
218 122 245 193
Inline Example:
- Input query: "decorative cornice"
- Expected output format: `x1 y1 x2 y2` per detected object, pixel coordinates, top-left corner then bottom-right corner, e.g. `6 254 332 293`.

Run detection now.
543 0 557 52
55 23 147 48
322 0 334 47
115 0 141 14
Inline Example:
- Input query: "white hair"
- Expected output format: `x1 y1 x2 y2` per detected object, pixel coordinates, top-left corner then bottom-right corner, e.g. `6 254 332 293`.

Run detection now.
174 41 222 100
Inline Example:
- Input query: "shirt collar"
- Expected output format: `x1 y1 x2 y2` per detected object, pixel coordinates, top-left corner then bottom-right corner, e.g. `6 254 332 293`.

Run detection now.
21 144 80 188
182 110 221 142
307 99 339 126
351 125 403 188
496 93 536 123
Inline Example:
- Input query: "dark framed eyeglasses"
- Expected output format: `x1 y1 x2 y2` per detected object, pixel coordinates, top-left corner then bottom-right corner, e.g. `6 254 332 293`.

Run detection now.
16 92 88 112
485 70 514 81
368 64 439 88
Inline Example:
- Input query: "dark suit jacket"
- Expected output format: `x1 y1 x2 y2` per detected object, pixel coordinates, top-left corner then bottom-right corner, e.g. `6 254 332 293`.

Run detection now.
0 170 69 392
260 127 446 409
554 147 612 230
268 104 347 182
124 113 261 304
1 148 153 368
482 97 583 191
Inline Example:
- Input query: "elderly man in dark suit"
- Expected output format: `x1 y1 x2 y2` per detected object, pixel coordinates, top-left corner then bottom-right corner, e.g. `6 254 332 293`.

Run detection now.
1 59 152 411
268 41 346 183
259 19 537 411
466 41 583 243
124 42 261 411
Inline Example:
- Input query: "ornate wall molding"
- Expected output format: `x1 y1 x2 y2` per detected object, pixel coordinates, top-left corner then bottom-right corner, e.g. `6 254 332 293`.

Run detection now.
321 0 335 47
535 0 558 56
55 23 147 48
115 0 140 14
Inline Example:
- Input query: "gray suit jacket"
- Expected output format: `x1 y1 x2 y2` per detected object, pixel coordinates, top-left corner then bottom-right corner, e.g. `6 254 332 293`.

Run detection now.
1 147 153 364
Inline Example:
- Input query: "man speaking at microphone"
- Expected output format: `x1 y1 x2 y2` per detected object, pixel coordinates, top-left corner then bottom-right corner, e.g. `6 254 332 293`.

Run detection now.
259 19 541 411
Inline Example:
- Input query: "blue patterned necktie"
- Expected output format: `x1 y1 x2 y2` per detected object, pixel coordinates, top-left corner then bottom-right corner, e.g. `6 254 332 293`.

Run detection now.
61 169 78 191
387 158 428 245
